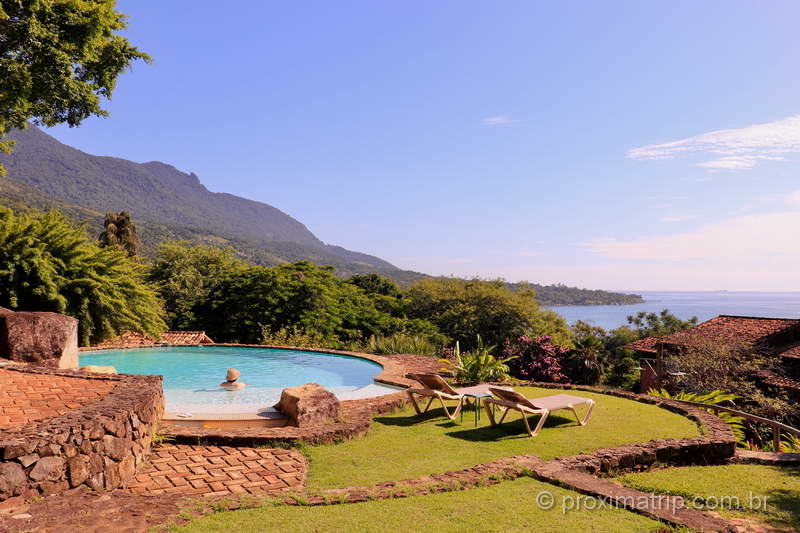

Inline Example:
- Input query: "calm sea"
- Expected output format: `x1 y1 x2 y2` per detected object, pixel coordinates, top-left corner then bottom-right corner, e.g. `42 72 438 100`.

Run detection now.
549 291 800 330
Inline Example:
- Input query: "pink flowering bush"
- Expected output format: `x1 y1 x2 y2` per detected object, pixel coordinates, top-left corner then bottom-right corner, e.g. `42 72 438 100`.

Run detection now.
502 335 569 383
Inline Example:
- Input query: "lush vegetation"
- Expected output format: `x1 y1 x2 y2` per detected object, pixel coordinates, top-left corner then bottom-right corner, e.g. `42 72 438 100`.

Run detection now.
442 336 513 382
658 341 798 445
177 477 667 533
304 386 699 489
0 208 165 344
403 277 572 349
0 203 699 373
619 465 800 530
503 335 570 382
148 245 577 351
0 0 148 175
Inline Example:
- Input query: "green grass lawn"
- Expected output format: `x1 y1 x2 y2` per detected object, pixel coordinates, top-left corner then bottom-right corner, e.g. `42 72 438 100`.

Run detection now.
176 477 670 533
619 464 800 530
306 386 700 488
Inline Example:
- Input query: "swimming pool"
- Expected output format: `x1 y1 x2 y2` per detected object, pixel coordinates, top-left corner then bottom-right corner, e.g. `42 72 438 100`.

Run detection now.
80 346 385 414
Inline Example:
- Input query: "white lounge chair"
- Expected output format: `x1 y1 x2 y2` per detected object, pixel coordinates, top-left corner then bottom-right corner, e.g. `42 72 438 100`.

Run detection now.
405 373 467 421
483 387 595 437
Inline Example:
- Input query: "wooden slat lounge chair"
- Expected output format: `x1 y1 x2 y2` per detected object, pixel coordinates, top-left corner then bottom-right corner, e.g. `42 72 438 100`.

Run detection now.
406 373 467 421
483 387 595 437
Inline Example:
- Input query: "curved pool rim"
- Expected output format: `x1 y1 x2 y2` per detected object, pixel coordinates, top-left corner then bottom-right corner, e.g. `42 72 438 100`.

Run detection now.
79 343 409 417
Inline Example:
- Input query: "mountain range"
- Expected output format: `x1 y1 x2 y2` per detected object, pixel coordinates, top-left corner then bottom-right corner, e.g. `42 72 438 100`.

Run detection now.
0 125 643 306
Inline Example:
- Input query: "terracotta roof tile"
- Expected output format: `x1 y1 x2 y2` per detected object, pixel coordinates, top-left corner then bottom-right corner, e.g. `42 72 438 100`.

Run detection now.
90 330 214 349
625 337 659 353
160 331 214 345
660 315 800 349
624 315 800 354
756 370 800 391
777 342 800 359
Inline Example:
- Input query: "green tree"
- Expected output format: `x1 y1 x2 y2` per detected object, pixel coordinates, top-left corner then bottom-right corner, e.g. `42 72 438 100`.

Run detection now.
148 242 247 330
567 334 607 385
198 261 398 345
0 207 165 344
347 273 400 297
626 310 698 338
0 0 149 175
99 211 140 256
403 277 572 349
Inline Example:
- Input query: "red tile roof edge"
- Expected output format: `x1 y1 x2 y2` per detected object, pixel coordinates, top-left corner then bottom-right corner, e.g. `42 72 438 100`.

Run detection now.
756 370 800 392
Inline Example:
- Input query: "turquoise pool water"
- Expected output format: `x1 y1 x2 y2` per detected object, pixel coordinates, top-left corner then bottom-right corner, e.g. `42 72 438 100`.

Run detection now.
80 346 383 414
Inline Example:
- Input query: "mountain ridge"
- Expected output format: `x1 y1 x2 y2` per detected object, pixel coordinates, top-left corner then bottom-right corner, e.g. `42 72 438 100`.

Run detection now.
0 125 643 304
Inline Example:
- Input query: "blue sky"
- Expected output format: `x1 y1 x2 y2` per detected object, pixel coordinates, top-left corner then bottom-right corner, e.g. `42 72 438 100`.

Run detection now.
47 1 800 291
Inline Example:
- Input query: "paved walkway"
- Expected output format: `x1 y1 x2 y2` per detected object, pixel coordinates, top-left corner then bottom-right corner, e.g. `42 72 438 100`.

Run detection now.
123 445 307 497
0 369 115 428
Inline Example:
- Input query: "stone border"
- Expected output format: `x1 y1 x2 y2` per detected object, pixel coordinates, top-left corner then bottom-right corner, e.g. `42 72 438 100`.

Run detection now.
275 454 734 532
519 382 737 475
0 365 163 500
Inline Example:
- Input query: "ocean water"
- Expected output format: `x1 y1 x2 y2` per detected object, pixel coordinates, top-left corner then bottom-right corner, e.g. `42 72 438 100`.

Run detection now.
549 291 800 330
80 346 382 413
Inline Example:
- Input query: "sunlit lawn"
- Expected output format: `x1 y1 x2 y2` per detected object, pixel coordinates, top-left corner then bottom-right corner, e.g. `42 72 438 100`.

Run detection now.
619 464 800 530
176 477 670 533
306 386 701 489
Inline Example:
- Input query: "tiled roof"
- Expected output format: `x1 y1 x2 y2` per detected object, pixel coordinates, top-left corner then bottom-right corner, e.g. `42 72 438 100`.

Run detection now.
92 331 158 349
756 370 800 392
625 337 659 354
661 316 800 348
776 342 800 359
90 330 214 349
624 315 800 354
161 331 214 345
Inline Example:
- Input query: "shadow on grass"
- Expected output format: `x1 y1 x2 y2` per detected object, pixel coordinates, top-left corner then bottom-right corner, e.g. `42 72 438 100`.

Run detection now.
766 477 800 530
445 413 577 442
374 406 579 441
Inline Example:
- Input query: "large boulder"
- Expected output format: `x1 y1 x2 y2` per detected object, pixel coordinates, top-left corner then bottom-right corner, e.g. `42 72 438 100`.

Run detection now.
273 383 340 427
0 308 79 369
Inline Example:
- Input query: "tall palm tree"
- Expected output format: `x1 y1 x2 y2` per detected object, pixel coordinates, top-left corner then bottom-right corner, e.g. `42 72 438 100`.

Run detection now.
99 211 141 256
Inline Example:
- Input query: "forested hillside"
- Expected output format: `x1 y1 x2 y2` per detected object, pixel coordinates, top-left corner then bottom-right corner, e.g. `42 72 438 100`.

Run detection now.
0 125 643 303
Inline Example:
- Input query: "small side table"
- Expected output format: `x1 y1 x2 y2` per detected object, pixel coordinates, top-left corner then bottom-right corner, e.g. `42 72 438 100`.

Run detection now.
456 385 513 427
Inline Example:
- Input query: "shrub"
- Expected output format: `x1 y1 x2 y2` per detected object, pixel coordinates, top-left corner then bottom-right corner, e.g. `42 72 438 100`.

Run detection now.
261 326 345 350
442 336 512 383
0 208 165 344
648 388 746 443
362 333 439 356
502 335 568 383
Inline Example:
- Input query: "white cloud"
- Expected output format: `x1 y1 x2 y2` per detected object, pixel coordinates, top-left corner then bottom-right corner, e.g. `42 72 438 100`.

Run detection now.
585 211 800 261
484 116 521 126
660 215 699 223
627 113 800 169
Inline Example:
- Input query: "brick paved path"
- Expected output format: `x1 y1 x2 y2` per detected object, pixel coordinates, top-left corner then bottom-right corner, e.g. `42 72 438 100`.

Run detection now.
0 369 116 428
124 445 307 497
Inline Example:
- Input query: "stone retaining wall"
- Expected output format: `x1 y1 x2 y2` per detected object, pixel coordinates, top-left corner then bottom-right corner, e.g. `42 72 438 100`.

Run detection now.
0 366 163 500
522 382 737 475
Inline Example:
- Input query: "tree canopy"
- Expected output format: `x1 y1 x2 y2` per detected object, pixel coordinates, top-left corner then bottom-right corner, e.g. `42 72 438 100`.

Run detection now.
403 277 572 349
0 0 149 174
147 241 247 330
196 261 400 345
0 207 165 344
